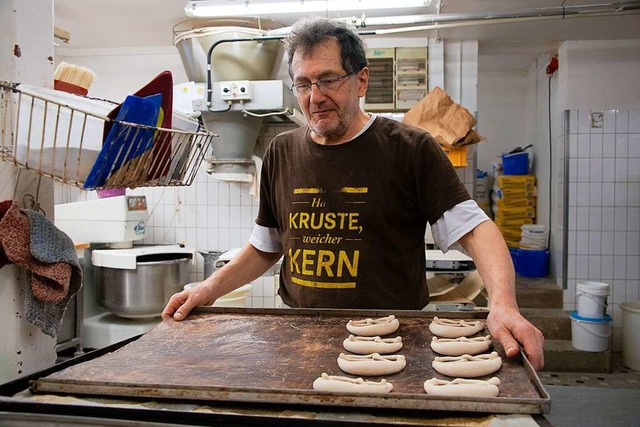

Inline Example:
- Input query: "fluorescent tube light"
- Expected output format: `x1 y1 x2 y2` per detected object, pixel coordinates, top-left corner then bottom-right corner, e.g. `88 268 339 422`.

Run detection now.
185 0 430 18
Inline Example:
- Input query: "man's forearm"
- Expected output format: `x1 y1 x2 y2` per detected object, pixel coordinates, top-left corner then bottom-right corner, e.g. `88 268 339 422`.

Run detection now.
204 243 282 301
457 220 518 309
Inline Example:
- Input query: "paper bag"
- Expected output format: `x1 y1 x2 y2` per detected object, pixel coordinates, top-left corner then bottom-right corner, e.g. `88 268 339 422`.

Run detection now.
403 86 484 147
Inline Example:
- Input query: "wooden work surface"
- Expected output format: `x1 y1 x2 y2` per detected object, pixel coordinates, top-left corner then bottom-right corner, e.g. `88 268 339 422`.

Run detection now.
32 307 550 415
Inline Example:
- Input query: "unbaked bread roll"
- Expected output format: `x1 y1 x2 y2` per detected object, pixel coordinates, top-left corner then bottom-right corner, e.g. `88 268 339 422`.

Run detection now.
337 352 406 376
313 373 393 394
346 315 400 336
430 335 493 356
343 335 403 355
428 317 484 338
423 377 501 397
432 351 502 378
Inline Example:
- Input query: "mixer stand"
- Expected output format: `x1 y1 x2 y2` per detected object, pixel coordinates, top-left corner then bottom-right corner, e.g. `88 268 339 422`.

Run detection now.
83 313 160 350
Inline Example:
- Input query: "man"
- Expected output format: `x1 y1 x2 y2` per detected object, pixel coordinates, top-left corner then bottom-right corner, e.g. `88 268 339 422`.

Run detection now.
163 17 544 370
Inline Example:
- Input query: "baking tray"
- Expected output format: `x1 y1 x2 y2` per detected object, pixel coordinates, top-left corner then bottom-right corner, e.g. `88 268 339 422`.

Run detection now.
31 307 550 415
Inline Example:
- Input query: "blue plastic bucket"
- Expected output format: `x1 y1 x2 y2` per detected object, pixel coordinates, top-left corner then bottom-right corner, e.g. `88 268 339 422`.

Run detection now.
516 248 549 277
509 247 518 271
502 152 529 175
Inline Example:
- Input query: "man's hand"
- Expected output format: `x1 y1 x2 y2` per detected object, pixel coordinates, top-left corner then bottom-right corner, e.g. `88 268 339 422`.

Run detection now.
162 244 282 321
457 220 545 370
487 307 545 370
161 282 216 321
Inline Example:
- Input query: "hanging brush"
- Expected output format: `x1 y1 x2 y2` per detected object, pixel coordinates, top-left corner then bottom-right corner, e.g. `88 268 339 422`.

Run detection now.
54 61 96 95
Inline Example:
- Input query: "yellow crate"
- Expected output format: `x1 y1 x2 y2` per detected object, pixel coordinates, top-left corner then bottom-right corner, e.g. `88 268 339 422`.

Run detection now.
504 238 520 248
493 196 536 208
493 186 537 199
441 145 468 167
495 174 536 188
498 226 523 240
495 217 534 228
493 206 536 220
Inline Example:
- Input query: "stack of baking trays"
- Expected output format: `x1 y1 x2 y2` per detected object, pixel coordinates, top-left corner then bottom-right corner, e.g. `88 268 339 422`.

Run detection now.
14 307 549 422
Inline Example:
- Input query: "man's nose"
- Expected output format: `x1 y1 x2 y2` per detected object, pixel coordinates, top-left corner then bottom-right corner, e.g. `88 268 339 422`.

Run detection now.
309 83 327 102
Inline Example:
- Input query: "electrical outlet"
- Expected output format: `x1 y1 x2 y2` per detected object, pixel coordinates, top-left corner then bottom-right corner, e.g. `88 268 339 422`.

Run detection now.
219 80 251 101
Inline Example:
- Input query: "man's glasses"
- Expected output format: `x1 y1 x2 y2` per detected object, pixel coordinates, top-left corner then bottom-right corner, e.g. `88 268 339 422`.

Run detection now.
289 72 355 96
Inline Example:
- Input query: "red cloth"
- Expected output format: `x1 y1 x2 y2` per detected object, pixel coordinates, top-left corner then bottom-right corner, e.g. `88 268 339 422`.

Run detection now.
0 201 71 302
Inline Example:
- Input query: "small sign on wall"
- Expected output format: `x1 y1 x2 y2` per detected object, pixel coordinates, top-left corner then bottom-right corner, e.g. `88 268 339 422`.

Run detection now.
590 111 604 128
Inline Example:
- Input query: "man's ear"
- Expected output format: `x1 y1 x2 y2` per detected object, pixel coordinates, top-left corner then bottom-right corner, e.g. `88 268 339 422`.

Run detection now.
357 67 369 97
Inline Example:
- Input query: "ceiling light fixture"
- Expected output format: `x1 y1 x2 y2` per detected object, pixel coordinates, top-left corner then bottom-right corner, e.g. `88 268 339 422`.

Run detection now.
184 0 431 18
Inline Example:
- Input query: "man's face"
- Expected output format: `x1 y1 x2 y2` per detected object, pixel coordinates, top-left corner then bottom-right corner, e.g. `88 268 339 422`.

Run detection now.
290 39 368 145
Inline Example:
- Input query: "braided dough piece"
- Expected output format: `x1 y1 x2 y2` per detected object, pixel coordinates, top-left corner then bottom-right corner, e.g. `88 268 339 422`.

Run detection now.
430 335 493 356
313 373 393 394
428 317 485 338
423 377 501 397
432 352 502 378
343 335 403 355
346 315 400 336
337 352 406 376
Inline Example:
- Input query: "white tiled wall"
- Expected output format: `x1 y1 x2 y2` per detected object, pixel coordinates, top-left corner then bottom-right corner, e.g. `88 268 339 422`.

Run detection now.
55 121 477 310
563 109 640 350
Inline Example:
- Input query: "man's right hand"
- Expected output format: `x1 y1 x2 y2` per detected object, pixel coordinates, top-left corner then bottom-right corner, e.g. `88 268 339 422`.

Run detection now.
161 281 216 321
162 244 282 321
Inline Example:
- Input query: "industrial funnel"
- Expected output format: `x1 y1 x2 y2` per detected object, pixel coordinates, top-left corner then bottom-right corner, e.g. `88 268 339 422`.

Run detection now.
174 19 285 181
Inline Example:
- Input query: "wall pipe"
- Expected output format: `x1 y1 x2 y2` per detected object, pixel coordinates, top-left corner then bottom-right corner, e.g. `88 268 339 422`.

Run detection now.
337 1 640 35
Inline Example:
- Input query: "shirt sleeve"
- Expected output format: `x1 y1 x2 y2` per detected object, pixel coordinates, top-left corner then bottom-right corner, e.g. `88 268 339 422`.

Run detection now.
249 224 283 253
431 199 491 252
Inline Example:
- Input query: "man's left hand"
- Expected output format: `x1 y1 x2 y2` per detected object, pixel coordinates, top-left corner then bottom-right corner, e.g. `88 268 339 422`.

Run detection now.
487 308 545 370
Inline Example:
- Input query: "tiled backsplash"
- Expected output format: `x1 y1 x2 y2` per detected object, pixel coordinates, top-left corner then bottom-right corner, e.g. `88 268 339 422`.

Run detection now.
55 120 477 310
563 109 640 351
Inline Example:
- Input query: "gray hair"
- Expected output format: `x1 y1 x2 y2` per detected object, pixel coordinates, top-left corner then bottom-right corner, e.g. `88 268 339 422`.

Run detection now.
284 17 368 78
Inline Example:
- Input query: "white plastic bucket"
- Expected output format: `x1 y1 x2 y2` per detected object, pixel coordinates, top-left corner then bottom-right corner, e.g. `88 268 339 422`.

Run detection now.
183 283 252 307
570 311 612 352
576 281 610 318
620 301 640 371
213 295 247 307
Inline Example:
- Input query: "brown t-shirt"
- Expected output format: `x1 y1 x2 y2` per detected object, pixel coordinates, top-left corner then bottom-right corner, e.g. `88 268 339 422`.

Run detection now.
256 116 470 309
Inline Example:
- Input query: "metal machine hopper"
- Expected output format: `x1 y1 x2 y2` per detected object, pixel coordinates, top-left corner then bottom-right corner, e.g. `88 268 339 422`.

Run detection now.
174 18 304 181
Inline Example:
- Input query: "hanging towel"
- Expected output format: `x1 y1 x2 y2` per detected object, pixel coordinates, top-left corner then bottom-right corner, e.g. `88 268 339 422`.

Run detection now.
0 201 83 337
0 200 12 268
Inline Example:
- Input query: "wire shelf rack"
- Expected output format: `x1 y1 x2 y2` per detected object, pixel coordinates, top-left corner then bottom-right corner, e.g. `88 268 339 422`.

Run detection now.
0 81 215 190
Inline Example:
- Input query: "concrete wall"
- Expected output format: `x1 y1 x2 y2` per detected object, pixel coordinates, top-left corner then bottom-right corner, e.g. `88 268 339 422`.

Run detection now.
558 40 640 111
476 70 528 173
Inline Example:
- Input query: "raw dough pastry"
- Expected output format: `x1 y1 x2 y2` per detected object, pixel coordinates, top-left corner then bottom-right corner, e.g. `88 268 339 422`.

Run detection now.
423 377 501 397
343 335 403 355
430 335 493 356
428 317 485 338
313 373 393 394
346 315 400 336
337 352 406 376
432 352 502 378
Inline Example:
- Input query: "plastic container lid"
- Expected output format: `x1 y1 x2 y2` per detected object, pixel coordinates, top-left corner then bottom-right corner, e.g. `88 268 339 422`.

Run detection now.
569 311 612 323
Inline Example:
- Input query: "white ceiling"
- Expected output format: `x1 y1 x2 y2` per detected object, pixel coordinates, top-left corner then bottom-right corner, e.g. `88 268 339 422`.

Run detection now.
54 0 640 71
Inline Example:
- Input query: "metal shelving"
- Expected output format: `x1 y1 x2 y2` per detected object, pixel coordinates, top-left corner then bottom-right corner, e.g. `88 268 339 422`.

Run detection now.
0 81 215 190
